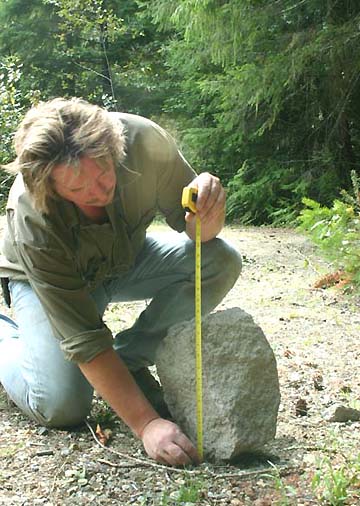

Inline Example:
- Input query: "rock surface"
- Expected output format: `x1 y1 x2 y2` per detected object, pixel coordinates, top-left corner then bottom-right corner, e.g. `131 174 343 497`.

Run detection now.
156 307 280 462
322 403 360 422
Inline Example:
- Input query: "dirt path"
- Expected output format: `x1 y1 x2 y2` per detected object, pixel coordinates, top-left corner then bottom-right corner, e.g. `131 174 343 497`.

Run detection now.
0 225 359 505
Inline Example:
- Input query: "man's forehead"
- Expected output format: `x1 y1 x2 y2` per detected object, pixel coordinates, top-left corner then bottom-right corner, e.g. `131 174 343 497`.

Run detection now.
52 163 83 185
52 156 113 186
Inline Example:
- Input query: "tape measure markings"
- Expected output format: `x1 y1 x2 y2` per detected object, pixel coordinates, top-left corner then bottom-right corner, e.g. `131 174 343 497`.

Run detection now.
195 213 203 459
181 187 203 459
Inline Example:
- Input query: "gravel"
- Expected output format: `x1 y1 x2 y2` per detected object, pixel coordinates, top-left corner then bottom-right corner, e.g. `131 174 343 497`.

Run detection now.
1 224 359 505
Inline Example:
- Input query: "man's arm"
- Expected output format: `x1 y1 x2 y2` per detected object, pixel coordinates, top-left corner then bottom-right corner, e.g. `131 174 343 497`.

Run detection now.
78 348 199 466
184 172 226 242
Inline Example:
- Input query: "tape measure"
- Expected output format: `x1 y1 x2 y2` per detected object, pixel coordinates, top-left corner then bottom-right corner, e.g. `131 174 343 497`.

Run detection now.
181 187 203 460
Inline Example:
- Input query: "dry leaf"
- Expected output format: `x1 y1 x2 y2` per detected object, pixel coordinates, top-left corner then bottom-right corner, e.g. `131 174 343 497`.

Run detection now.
314 270 351 289
95 424 112 446
284 348 295 358
295 398 308 417
313 374 324 391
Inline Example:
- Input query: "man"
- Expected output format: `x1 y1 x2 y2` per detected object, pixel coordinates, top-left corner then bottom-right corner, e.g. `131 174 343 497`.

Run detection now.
0 98 241 466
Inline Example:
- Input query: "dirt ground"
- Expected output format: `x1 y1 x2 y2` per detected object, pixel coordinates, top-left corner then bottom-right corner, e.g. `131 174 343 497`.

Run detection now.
0 224 359 505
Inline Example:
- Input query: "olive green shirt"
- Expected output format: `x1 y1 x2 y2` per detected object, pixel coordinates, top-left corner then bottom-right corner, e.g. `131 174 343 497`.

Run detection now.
0 113 196 363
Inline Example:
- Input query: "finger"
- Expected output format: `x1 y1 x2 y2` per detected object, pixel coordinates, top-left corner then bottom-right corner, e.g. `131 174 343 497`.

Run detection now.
200 186 226 223
198 177 222 218
196 174 219 213
195 174 213 210
163 442 193 467
154 455 168 466
174 433 201 464
184 211 196 224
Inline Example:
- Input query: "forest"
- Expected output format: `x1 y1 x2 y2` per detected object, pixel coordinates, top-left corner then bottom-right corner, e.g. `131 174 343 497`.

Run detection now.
0 0 359 225
1 3 360 504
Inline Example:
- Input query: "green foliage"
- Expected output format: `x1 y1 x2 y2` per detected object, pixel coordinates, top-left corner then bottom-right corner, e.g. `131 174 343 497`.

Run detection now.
298 170 360 287
0 0 169 112
2 1 360 223
312 454 360 505
0 0 65 98
0 58 23 164
176 478 203 503
0 56 42 208
226 161 307 225
262 462 297 506
42 0 125 104
160 477 204 505
0 57 25 207
145 0 360 223
43 0 171 114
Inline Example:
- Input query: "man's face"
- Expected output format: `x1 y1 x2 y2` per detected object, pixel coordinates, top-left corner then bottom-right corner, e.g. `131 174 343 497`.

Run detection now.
52 156 117 208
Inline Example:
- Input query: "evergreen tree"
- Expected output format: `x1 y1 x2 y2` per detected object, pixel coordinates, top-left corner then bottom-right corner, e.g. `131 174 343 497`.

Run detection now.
0 0 168 113
146 0 360 223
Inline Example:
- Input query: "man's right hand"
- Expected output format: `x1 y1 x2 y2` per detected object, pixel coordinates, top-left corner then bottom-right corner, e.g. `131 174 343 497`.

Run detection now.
79 349 200 467
141 418 200 466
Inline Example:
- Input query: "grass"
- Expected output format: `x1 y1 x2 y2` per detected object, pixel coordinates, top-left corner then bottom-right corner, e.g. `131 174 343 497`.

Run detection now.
311 454 360 505
91 396 118 427
262 462 297 506
0 442 24 458
160 478 204 505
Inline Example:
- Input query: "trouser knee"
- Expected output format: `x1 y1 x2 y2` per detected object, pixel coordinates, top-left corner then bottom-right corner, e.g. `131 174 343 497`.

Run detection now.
191 238 242 314
28 389 93 428
202 238 242 287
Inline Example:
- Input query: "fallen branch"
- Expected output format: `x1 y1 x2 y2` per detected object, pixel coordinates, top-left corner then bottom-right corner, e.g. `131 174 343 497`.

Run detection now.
291 246 324 275
86 419 295 480
86 419 198 474
98 458 140 469
210 464 299 480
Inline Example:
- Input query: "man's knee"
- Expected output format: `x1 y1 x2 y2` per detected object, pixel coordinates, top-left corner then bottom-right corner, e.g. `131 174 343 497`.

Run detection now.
28 387 92 428
203 238 242 284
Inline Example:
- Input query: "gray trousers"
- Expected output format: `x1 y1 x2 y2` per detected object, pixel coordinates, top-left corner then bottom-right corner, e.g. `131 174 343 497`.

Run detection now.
0 232 241 427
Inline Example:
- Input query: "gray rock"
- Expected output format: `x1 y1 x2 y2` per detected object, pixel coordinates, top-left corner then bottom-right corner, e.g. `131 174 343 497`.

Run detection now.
156 307 280 462
322 403 360 423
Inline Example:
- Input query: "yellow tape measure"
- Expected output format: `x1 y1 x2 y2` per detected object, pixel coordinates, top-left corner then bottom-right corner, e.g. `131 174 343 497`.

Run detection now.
182 187 203 460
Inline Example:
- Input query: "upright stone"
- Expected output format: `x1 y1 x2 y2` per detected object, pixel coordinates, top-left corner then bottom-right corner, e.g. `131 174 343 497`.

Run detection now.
156 307 280 462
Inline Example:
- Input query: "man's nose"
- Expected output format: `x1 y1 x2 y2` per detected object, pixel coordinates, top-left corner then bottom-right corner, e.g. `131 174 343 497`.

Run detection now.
97 179 112 195
89 177 105 193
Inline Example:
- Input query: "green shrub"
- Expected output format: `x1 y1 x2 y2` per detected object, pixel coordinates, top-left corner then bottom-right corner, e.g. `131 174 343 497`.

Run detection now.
298 170 360 289
312 454 360 506
0 57 26 210
226 160 305 225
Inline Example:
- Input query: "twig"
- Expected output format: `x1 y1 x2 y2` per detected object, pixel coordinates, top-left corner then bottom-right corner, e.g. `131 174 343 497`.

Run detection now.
86 419 295 480
72 61 111 82
50 456 70 495
211 464 298 480
33 449 54 457
282 444 321 452
97 458 140 469
291 246 323 275
100 27 117 104
85 419 198 474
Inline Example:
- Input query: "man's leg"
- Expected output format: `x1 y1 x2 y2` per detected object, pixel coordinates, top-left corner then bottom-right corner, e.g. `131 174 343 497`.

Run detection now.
107 232 242 371
0 281 94 427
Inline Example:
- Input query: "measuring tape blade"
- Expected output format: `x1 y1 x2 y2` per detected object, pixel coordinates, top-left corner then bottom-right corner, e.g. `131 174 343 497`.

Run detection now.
195 213 203 459
182 187 203 459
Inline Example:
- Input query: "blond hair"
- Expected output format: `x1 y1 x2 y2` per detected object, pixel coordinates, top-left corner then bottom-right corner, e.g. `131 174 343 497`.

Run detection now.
5 97 125 212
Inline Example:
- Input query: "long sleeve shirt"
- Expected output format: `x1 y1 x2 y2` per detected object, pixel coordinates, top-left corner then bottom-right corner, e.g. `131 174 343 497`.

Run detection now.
0 113 196 363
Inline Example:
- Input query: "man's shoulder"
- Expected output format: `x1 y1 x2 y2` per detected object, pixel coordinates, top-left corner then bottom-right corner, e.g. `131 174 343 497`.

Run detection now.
5 174 55 234
110 112 160 132
111 112 172 151
6 174 26 209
